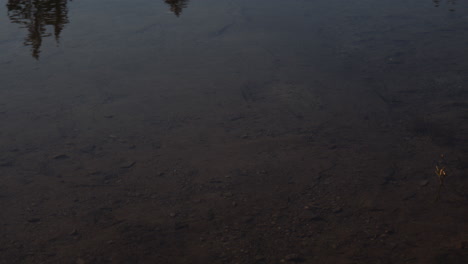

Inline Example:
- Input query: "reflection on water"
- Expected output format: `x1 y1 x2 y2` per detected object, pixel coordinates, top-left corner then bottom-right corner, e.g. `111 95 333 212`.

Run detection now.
433 0 456 10
0 0 461 60
7 0 69 59
5 0 190 59
164 0 189 17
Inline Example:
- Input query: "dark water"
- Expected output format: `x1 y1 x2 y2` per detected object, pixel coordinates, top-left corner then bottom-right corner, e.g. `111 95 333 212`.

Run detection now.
1 0 467 263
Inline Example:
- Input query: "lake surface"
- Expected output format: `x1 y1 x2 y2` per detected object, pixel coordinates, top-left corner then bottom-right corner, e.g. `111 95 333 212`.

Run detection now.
1 0 467 263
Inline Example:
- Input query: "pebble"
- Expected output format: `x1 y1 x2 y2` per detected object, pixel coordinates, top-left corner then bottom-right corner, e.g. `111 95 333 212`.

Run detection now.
0 160 13 167
230 115 244 121
174 222 189 230
284 254 303 262
456 241 468 249
419 180 429 187
333 207 342 213
54 154 69 160
120 161 136 169
80 145 96 153
303 211 321 221
242 216 254 223
207 210 215 221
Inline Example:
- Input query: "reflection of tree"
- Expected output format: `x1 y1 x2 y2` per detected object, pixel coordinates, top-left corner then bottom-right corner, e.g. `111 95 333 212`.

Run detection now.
7 0 69 59
448 0 456 10
164 0 189 17
433 0 456 10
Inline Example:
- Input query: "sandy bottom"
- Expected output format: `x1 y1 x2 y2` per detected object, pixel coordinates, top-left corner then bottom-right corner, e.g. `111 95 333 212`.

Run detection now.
1 63 467 264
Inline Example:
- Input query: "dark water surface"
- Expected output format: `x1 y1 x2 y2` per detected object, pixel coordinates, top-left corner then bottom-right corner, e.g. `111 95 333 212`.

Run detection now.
1 0 468 263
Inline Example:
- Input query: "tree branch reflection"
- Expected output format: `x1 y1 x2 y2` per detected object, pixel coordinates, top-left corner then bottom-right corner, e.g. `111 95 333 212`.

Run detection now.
5 0 190 59
7 0 69 59
164 0 189 17
433 0 457 11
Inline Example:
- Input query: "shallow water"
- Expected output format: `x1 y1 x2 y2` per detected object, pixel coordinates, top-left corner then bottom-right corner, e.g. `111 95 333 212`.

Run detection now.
1 0 467 263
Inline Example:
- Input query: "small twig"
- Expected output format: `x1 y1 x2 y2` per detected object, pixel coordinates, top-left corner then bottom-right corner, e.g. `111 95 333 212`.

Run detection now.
434 155 447 202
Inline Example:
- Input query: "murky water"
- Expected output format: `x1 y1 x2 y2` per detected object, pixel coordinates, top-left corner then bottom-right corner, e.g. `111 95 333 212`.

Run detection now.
1 0 467 263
